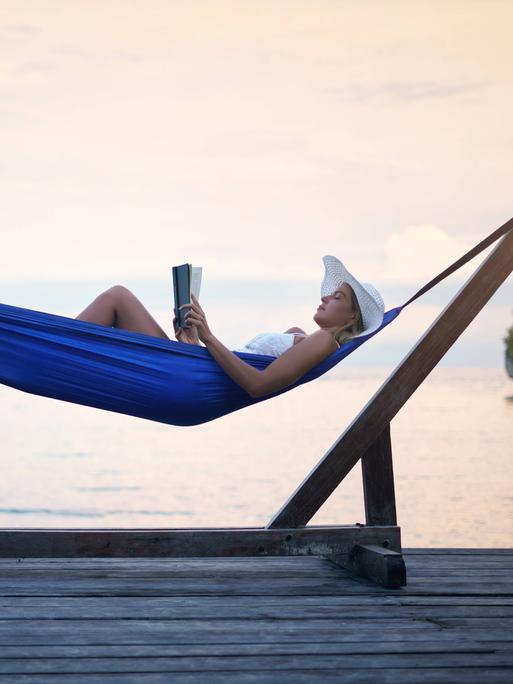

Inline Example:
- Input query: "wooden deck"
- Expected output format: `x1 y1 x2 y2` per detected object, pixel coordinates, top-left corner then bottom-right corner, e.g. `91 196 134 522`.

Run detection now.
0 548 511 682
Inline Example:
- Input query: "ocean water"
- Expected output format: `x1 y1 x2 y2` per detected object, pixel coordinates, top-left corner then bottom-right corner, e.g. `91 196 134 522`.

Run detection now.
1 367 512 548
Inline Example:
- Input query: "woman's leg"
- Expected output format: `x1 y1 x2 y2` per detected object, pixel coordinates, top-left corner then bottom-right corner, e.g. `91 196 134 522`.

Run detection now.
76 285 170 339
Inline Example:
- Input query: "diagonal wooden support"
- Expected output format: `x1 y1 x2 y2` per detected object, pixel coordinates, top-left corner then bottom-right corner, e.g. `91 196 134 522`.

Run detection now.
267 224 513 530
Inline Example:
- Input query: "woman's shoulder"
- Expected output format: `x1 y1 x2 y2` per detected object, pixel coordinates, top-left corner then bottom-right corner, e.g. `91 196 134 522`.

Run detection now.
283 327 337 350
291 329 339 354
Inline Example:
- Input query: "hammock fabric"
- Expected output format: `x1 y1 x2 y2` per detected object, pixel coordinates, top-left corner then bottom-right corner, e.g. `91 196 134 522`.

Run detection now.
0 302 402 426
1 220 510 426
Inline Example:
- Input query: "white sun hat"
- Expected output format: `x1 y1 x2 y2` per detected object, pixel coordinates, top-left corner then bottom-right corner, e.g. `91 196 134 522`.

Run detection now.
321 255 385 337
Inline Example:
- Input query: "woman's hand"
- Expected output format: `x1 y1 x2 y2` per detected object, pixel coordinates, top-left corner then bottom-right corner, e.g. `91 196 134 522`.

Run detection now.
173 308 201 345
180 293 213 344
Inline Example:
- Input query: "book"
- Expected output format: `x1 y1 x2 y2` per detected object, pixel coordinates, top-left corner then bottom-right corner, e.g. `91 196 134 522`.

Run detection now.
172 263 203 329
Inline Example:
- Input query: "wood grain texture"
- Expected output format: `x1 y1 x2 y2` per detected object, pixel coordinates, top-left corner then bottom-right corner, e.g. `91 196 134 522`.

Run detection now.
0 550 512 682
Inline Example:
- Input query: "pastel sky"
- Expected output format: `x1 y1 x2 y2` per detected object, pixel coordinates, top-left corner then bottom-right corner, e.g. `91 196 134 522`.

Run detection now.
1 1 512 366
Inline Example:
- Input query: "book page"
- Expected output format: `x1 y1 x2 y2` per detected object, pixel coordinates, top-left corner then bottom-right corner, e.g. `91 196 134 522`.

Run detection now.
190 266 202 299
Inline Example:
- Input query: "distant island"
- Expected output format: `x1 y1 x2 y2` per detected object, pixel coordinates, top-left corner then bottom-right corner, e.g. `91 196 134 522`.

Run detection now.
505 319 513 378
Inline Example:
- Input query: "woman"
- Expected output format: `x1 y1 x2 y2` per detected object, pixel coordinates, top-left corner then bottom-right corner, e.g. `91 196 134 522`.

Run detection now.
76 256 384 399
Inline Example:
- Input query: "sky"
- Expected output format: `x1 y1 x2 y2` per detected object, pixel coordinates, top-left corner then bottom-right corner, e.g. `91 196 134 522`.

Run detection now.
1 0 512 366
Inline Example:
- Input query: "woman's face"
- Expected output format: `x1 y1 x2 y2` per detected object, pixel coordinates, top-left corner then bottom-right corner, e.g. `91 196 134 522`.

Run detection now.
313 281 356 330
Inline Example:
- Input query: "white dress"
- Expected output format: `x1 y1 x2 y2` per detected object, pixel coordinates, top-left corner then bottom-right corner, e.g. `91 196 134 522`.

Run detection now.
233 332 299 357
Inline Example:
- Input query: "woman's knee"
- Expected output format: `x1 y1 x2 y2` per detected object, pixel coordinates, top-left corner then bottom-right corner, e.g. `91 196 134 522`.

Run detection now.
107 285 133 301
109 284 131 294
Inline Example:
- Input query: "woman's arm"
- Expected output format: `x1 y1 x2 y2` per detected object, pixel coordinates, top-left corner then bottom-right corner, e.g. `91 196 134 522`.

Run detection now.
205 330 335 397
182 295 336 398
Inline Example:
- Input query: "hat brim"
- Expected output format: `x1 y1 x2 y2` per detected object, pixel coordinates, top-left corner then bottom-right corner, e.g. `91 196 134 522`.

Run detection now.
321 255 384 337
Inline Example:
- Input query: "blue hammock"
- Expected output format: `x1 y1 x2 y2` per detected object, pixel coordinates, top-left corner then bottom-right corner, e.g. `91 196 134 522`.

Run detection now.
1 222 510 426
0 302 402 426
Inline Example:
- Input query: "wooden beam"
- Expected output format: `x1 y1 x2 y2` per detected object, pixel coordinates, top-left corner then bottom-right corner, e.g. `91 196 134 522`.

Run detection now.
362 423 397 526
332 543 407 588
267 224 513 529
0 525 401 559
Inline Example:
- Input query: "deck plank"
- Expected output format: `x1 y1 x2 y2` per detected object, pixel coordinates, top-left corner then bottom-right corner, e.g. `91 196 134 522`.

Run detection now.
1 598 512 619
2 651 513 675
1 670 513 683
0 641 508 658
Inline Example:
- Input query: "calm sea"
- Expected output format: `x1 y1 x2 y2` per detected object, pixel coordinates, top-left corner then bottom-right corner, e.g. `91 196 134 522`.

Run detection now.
1 367 512 548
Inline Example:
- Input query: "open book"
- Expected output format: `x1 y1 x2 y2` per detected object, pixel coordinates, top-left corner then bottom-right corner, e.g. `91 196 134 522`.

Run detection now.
172 264 202 329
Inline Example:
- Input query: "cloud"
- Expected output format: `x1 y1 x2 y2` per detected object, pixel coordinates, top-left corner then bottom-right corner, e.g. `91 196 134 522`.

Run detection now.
50 45 143 64
325 79 489 103
13 60 55 76
381 224 476 284
50 45 92 58
3 24 40 35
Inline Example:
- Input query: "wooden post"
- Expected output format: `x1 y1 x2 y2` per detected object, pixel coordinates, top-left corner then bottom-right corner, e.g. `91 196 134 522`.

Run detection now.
361 423 397 526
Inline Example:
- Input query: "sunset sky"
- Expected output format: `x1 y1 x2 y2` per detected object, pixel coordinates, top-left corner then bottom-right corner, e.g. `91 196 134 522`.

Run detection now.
1 1 512 366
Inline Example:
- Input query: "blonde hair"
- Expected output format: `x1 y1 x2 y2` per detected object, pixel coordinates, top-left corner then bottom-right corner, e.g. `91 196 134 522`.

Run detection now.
334 286 364 347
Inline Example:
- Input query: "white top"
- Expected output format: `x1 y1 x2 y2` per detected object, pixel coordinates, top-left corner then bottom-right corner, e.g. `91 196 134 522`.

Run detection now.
233 332 298 357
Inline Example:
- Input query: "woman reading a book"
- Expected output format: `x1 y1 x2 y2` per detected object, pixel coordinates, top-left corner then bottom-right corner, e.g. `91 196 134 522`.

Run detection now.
76 256 384 399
